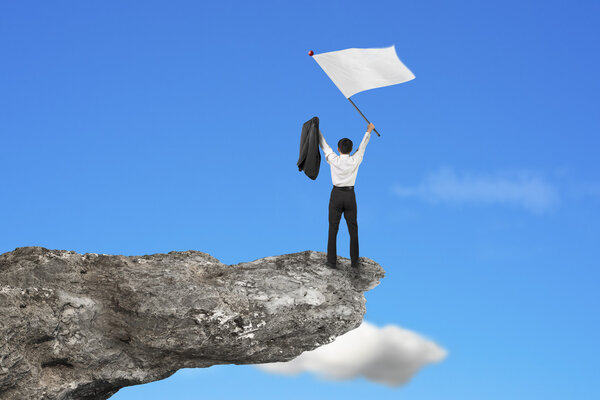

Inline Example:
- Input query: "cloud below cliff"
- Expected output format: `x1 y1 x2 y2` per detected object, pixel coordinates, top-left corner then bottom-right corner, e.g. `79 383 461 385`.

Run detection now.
391 166 559 214
256 321 447 387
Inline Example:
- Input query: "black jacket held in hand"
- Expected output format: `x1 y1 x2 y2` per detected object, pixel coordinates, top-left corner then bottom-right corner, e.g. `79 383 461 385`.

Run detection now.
297 116 321 180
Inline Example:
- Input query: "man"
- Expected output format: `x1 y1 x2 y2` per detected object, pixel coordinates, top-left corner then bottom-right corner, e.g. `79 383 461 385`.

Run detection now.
318 122 374 269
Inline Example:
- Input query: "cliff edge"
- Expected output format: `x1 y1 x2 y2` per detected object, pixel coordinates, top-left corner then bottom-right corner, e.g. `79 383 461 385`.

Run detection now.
0 247 384 399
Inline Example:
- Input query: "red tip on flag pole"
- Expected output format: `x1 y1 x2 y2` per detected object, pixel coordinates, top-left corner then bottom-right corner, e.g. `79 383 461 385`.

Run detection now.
308 50 314 56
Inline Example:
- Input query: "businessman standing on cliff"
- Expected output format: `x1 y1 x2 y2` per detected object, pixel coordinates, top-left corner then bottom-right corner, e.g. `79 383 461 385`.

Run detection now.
318 122 374 269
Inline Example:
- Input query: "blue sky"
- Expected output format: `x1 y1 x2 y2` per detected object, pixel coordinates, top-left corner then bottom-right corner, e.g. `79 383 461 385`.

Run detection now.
1 1 599 399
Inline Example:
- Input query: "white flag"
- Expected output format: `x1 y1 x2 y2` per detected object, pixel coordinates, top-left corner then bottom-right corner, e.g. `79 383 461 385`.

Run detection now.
312 45 415 98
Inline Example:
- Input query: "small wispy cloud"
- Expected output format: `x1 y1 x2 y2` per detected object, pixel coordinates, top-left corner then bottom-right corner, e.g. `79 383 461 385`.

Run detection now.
571 181 600 200
391 166 559 214
256 321 447 387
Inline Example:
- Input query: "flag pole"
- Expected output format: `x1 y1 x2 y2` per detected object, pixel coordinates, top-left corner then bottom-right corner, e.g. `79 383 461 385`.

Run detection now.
347 98 381 137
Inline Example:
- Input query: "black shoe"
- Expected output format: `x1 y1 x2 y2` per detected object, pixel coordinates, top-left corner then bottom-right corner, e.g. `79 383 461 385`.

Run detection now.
326 261 337 269
351 260 361 269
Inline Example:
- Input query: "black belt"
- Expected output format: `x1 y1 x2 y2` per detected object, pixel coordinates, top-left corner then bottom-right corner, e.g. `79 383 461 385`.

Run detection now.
333 185 354 191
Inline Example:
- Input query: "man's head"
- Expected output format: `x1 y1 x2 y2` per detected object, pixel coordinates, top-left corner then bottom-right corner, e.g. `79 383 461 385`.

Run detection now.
337 138 353 155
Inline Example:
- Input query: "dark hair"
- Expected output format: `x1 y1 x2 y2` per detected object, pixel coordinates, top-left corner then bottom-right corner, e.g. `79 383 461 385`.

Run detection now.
338 138 353 154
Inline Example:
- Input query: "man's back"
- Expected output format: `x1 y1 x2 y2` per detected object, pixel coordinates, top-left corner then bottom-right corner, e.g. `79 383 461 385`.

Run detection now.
318 129 372 186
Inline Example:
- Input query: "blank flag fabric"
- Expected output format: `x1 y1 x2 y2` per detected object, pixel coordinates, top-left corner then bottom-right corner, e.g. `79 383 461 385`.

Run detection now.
312 45 415 98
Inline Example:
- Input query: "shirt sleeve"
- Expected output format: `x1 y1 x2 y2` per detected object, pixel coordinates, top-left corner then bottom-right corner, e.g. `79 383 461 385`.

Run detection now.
352 131 372 164
318 129 337 164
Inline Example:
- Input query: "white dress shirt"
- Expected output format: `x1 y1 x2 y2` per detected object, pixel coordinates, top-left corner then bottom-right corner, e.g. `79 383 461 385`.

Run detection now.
318 129 371 187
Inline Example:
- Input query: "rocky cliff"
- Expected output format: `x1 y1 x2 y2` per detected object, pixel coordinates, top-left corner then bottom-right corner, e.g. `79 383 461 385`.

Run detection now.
0 247 384 399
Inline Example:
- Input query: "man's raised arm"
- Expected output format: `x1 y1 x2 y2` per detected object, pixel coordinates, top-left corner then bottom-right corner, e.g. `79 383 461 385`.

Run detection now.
353 123 375 163
318 129 336 163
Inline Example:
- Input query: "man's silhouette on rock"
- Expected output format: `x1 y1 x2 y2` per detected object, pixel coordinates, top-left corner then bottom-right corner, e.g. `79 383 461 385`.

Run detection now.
318 122 374 269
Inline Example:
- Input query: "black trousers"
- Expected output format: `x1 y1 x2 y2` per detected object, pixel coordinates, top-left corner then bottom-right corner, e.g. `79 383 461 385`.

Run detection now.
327 186 358 265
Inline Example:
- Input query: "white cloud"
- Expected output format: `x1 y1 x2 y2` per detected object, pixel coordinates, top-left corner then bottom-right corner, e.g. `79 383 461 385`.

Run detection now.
256 321 447 387
391 166 559 214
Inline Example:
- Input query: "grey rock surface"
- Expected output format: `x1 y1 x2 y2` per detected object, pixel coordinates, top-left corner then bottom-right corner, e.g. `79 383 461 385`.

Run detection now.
0 247 384 399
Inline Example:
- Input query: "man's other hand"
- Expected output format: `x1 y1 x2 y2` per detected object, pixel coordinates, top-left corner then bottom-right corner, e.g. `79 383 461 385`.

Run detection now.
367 123 375 133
